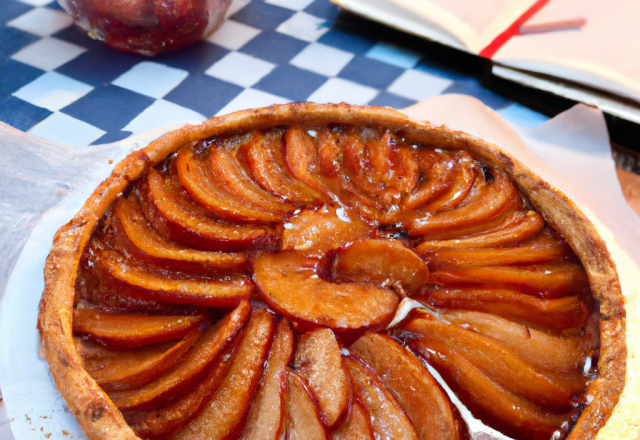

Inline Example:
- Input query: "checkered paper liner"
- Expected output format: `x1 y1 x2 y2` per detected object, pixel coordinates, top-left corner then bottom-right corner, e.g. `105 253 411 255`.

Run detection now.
0 0 549 147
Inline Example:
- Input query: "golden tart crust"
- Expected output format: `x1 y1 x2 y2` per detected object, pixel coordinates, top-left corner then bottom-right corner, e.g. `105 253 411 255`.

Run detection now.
37 103 625 440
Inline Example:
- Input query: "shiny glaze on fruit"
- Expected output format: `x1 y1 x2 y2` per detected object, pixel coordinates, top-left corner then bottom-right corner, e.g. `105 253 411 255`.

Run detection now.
73 124 599 440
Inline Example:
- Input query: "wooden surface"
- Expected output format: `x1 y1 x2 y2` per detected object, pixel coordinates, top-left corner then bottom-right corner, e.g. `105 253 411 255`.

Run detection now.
616 168 640 217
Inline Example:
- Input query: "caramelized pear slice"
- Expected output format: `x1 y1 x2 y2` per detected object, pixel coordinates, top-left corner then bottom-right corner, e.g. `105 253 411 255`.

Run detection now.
112 195 249 275
172 309 276 440
370 132 419 200
437 309 595 375
430 261 590 298
416 210 544 250
283 206 373 254
412 200 523 242
410 338 570 440
293 328 349 427
341 131 384 195
422 229 571 267
343 356 418 440
341 130 401 206
109 300 250 411
404 318 586 410
394 147 420 202
408 169 517 237
208 146 298 215
317 130 352 177
333 239 428 296
125 331 240 439
317 129 386 215
284 126 333 199
240 130 321 205
139 168 279 252
331 402 374 440
72 308 208 349
341 130 419 207
351 132 419 207
177 147 284 223
286 372 328 440
350 333 461 440
92 248 253 308
241 319 294 440
76 248 193 314
404 150 454 210
364 132 394 185
419 286 587 331
417 151 476 213
254 251 399 332
76 327 202 391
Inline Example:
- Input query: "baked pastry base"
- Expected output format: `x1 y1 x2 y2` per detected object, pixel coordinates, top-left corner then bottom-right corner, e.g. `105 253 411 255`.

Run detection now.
36 103 626 440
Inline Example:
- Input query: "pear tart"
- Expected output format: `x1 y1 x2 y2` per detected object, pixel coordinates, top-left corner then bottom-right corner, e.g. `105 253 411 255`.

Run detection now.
38 103 625 440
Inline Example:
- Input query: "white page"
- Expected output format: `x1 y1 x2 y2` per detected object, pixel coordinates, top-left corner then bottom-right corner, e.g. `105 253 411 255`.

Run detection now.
494 0 640 103
332 0 537 52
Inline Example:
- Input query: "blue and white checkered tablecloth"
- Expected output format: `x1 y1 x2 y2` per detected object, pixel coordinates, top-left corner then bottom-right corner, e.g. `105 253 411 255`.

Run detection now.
0 0 549 146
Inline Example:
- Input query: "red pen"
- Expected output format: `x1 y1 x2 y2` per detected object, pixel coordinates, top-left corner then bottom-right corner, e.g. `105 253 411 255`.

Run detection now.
518 18 587 34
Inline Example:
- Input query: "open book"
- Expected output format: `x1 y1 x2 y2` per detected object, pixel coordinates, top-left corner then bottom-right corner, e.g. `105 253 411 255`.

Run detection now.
332 0 640 123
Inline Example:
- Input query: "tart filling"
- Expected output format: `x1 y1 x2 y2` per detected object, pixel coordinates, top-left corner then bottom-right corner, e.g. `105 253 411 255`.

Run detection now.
38 103 625 440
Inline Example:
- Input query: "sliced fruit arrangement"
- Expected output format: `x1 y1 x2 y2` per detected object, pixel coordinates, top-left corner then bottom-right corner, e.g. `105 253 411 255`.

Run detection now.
350 333 463 440
79 243 253 309
138 167 280 252
75 328 204 392
406 149 476 212
400 309 597 440
253 251 399 333
177 147 290 224
71 124 599 440
343 354 419 440
111 195 250 275
110 301 250 411
286 371 328 440
170 309 276 440
237 129 323 205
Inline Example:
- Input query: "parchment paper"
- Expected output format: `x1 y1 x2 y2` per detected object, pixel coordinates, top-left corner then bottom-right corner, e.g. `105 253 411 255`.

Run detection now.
0 95 637 439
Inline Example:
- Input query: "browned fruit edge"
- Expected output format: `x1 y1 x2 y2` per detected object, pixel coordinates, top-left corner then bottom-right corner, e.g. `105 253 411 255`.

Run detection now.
37 102 625 440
